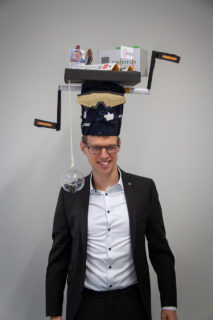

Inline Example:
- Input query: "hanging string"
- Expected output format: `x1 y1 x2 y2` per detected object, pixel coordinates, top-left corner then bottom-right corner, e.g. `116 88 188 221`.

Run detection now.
60 81 85 193
68 82 75 168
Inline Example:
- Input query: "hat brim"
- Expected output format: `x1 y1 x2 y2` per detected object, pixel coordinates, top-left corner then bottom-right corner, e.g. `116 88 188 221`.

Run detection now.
77 92 126 108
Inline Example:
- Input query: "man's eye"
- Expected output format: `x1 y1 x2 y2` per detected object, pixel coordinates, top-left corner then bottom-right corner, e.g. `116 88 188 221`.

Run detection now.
107 145 116 150
92 146 101 151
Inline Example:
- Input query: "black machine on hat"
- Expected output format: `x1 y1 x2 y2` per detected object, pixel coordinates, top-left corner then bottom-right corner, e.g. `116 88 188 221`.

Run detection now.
78 81 125 136
33 49 181 193
34 50 180 132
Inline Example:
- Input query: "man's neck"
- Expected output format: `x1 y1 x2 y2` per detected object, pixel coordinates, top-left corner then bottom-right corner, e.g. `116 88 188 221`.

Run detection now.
92 167 119 191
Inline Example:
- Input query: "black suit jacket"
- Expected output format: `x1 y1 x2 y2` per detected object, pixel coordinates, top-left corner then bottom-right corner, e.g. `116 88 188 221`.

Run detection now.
46 169 177 320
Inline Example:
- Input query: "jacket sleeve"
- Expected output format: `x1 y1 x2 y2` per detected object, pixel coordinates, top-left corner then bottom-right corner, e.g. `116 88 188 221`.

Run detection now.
46 189 71 316
145 180 177 307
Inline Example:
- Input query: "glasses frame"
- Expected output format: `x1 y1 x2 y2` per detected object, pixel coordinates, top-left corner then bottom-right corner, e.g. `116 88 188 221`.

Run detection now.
84 142 120 155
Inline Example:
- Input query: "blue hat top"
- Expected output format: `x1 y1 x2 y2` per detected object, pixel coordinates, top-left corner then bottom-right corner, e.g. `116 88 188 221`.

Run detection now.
79 81 125 136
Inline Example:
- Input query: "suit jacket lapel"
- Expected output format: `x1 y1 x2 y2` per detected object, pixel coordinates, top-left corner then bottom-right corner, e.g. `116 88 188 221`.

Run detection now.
76 174 90 259
121 170 137 255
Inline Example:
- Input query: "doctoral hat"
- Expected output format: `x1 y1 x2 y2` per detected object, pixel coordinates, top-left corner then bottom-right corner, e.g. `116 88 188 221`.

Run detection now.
77 81 126 136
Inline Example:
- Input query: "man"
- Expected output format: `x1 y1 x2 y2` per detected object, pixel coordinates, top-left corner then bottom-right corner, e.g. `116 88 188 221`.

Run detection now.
46 81 178 320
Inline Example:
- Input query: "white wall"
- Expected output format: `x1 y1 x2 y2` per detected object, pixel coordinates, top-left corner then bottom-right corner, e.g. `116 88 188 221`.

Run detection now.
0 0 213 319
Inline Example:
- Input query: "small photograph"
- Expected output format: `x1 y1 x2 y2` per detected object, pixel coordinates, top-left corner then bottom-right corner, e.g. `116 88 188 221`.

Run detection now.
70 48 85 63
85 48 93 65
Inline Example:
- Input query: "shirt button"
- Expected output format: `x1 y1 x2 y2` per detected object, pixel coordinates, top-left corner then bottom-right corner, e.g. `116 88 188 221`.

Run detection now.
109 266 112 269
107 210 110 213
108 228 111 231
105 193 108 196
109 285 112 288
108 248 111 251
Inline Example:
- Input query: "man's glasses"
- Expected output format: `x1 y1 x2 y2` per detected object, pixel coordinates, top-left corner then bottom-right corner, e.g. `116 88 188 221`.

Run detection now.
84 143 120 154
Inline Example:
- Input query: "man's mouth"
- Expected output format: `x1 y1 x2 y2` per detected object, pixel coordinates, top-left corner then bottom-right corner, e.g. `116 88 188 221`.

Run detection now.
98 161 111 167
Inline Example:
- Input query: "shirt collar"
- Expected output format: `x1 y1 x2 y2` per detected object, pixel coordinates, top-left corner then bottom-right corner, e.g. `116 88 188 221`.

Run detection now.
90 167 124 194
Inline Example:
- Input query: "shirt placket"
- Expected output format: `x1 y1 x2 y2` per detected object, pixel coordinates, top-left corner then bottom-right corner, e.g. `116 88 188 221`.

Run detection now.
104 190 113 289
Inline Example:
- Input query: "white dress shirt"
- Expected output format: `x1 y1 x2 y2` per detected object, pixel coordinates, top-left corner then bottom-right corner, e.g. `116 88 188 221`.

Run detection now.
84 170 176 311
85 172 137 290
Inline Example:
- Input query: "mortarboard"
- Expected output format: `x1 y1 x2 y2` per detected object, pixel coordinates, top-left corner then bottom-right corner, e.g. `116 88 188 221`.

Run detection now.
77 81 126 136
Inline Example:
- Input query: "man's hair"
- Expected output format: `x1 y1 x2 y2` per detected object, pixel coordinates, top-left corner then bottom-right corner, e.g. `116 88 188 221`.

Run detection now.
74 49 82 55
82 135 120 146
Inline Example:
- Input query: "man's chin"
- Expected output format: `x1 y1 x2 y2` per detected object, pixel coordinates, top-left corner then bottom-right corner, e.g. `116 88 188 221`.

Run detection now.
93 162 116 176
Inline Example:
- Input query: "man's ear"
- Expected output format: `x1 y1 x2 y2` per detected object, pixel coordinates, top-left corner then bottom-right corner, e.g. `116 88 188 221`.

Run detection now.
80 141 87 155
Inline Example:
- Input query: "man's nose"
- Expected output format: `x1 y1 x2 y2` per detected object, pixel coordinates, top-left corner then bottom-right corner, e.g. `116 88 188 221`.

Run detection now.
99 147 109 157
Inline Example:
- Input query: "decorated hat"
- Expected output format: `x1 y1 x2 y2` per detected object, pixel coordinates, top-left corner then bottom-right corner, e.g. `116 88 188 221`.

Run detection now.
77 81 126 136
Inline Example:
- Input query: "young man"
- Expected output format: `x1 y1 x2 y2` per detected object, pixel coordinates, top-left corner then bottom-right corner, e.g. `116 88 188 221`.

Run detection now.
46 82 178 320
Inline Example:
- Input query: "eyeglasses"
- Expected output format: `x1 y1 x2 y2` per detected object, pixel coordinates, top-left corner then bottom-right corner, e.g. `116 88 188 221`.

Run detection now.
84 143 120 154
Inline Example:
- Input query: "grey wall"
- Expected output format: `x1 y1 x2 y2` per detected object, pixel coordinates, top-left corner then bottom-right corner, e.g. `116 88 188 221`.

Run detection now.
0 0 213 319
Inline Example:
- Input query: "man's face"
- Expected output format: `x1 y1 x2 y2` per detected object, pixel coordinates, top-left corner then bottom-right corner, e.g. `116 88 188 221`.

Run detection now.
80 136 121 177
73 51 82 62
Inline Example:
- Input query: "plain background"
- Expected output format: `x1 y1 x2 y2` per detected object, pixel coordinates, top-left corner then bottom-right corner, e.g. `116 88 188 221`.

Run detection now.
0 0 213 319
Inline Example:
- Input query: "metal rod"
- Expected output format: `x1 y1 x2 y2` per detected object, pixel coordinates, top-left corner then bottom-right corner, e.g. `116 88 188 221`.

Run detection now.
58 85 150 94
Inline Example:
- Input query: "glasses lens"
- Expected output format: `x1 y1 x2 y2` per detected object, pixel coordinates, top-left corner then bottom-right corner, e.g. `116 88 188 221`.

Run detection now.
106 145 118 154
90 146 101 154
88 145 119 154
